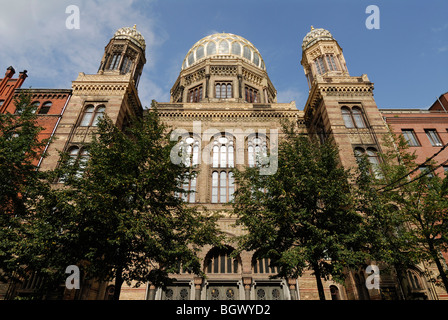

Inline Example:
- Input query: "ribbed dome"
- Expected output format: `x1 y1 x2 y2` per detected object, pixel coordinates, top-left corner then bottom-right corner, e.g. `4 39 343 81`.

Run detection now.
114 25 146 51
181 33 266 71
302 27 334 51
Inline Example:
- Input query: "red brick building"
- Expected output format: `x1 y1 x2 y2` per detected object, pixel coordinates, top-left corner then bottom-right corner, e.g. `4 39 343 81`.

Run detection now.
381 92 448 177
0 67 72 166
0 66 27 113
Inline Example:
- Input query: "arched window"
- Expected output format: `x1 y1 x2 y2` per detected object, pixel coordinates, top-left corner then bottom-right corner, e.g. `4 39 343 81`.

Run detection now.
341 106 367 129
211 135 235 203
352 107 366 128
80 105 94 126
315 56 326 75
207 42 216 56
121 56 133 74
407 270 423 290
248 135 267 167
196 45 205 60
92 105 106 126
80 105 106 127
177 135 200 203
218 40 229 54
109 54 121 70
204 247 239 274
245 85 259 103
212 135 234 168
325 54 338 71
38 101 52 115
215 82 232 99
231 42 241 55
330 285 341 300
211 171 234 203
188 85 203 103
243 46 251 60
60 146 90 181
252 255 278 274
354 147 382 178
341 107 355 128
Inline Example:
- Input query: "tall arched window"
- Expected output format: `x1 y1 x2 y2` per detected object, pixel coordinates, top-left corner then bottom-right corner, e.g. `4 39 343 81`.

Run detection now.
354 147 382 178
352 107 366 128
80 106 94 126
121 56 133 74
177 135 200 203
211 134 235 203
212 135 234 168
38 101 52 115
92 105 106 126
60 146 90 182
204 246 239 274
211 171 234 203
108 54 121 70
80 105 106 127
341 107 355 128
215 82 232 99
248 134 267 167
341 106 367 129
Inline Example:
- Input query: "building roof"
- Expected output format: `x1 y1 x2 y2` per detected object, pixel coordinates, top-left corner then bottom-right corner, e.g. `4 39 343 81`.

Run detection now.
113 25 146 51
302 26 335 51
181 33 266 71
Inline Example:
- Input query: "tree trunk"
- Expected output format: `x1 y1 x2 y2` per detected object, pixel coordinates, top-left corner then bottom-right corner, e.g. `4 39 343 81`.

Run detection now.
429 243 448 293
394 264 408 300
113 266 124 301
312 262 326 300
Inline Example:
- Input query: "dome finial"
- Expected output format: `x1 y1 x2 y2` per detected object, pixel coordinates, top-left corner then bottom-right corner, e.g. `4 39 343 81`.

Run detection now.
133 24 137 29
311 25 314 31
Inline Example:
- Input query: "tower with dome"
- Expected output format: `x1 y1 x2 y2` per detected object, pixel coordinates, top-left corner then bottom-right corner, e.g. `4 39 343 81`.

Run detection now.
23 25 444 301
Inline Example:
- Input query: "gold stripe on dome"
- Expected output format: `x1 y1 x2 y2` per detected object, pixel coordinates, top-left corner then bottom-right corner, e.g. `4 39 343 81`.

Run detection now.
181 33 266 71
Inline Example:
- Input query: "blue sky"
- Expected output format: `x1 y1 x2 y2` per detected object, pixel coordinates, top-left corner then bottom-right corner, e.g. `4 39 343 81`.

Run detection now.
1 0 447 109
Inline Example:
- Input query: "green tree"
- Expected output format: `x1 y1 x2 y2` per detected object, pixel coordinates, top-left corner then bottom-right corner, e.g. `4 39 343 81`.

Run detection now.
353 145 420 299
24 105 222 300
0 91 50 287
232 122 367 300
357 132 448 297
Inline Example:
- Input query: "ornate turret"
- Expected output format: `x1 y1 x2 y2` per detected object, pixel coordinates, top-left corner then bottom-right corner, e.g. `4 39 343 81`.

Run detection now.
98 25 147 89
300 26 349 90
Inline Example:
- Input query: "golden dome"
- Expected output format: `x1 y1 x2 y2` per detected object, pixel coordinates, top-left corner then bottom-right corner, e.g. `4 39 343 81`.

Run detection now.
181 33 266 70
114 25 146 51
302 27 334 51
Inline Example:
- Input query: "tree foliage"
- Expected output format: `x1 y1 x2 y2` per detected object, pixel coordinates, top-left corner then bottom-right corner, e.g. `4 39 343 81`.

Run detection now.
355 131 448 297
232 122 367 300
0 91 49 284
19 105 222 299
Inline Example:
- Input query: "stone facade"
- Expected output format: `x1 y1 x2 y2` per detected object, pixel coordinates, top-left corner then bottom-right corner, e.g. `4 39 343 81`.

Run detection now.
2 26 448 300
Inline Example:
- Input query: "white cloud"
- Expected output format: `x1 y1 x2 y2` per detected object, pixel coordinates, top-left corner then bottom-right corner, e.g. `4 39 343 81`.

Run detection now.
276 88 304 106
0 0 168 103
